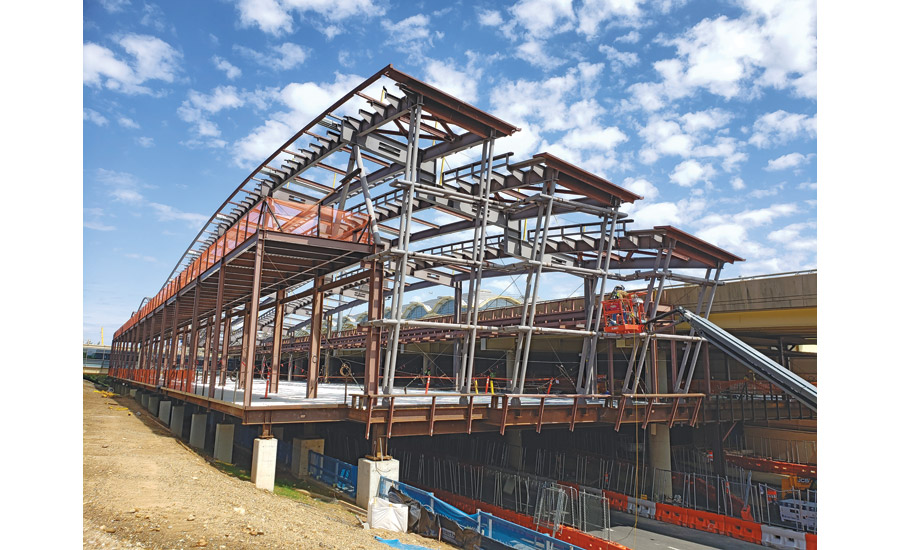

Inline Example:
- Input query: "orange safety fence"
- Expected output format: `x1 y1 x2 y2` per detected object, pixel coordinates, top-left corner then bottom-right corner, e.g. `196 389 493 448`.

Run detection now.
115 198 371 340
604 490 629 512
806 533 816 549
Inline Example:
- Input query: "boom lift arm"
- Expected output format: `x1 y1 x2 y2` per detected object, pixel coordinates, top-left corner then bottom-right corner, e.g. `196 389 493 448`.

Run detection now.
675 307 817 413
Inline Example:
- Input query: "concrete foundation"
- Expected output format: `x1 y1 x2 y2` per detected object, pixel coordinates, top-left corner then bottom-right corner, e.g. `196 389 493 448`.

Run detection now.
189 413 207 449
158 401 172 425
129 388 137 398
505 429 524 471
291 437 324 477
356 457 400 509
140 392 149 408
250 438 278 492
214 424 235 464
170 405 186 437
148 395 160 416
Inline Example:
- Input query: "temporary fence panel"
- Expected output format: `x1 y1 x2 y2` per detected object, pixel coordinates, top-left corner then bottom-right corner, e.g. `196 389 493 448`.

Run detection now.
579 489 611 539
308 450 358 499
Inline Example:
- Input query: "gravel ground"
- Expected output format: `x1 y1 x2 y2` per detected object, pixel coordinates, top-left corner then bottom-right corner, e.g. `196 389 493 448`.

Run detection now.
83 380 454 550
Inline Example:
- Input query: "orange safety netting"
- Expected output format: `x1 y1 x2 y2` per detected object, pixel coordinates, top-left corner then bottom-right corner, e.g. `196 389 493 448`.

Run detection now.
115 198 371 339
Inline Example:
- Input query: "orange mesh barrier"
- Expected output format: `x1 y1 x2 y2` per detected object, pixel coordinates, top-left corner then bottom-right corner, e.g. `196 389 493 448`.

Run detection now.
806 533 816 549
114 198 371 340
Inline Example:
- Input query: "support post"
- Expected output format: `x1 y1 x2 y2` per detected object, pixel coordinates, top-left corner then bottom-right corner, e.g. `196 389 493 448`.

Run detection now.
272 287 285 393
307 275 325 398
242 239 264 408
363 262 384 395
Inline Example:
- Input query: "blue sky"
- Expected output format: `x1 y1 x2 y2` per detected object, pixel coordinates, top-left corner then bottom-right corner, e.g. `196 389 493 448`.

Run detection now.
82 0 817 342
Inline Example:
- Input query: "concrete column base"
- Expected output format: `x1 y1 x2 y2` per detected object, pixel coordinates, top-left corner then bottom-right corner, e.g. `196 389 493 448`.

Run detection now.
129 389 138 398
170 406 186 438
291 438 324 477
250 438 278 492
189 414 207 449
356 457 400 509
140 392 149 408
148 396 160 416
214 424 235 464
158 401 172 425
649 423 673 499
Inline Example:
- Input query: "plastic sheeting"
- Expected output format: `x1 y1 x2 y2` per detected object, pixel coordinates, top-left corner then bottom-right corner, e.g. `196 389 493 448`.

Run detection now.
374 537 432 550
368 497 409 533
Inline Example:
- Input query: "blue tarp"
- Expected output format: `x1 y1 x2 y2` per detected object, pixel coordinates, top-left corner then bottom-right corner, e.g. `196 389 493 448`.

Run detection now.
374 536 433 550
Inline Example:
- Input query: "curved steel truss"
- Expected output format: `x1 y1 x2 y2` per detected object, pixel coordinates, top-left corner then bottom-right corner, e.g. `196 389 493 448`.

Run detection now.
110 64 743 407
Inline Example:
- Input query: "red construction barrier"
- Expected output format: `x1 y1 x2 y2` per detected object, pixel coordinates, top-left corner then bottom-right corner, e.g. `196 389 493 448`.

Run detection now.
724 516 762 544
604 490 629 511
806 533 817 549
654 503 687 526
683 508 725 534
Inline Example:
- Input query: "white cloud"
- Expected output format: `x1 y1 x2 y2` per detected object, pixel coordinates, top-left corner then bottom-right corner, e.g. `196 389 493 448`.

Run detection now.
680 108 733 133
84 207 116 231
213 56 242 80
628 197 706 228
118 116 140 129
178 85 245 140
97 169 144 203
621 177 658 201
559 126 628 151
147 203 208 228
510 0 575 37
99 0 130 13
381 14 442 52
598 45 639 73
731 176 745 190
576 0 645 37
136 136 155 147
83 34 182 95
233 73 364 168
423 59 478 103
515 40 566 70
768 221 816 249
765 152 813 171
83 108 108 126
235 0 293 35
639 116 693 163
125 253 158 262
477 9 503 26
652 0 816 100
749 110 817 148
670 159 715 187
615 30 640 44
235 42 309 70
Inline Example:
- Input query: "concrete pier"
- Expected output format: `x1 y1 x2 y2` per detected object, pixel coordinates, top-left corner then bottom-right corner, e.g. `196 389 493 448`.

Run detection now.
158 400 172 425
250 438 278 492
189 413 207 449
213 424 235 464
291 437 324 477
356 457 399 509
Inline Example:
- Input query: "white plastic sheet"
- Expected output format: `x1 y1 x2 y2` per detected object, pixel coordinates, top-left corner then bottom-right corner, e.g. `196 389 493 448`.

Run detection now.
367 497 409 533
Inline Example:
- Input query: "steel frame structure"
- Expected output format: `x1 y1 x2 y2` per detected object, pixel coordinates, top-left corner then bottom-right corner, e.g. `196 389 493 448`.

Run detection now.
109 64 747 436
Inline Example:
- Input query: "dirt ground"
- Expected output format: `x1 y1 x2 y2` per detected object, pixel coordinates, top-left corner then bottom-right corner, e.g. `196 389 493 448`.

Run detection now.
83 379 454 550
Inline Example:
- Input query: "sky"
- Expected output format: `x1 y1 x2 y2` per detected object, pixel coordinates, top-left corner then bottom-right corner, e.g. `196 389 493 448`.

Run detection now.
82 0 818 342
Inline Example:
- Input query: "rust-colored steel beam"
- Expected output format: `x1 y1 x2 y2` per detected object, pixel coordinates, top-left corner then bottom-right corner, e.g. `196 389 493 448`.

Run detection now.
242 240 264 408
